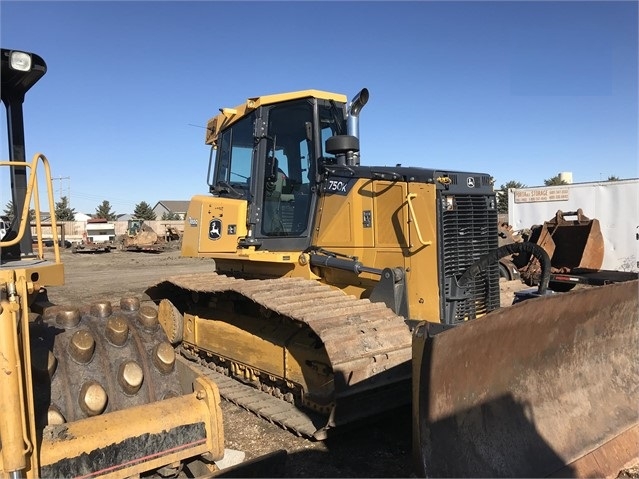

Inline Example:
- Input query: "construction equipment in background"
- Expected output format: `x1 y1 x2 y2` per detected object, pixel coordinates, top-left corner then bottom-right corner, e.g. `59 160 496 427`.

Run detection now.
0 48 232 478
504 209 638 291
496 222 521 281
508 179 639 273
72 218 115 254
0 216 8 241
529 208 604 270
146 85 638 475
122 218 164 252
164 224 182 242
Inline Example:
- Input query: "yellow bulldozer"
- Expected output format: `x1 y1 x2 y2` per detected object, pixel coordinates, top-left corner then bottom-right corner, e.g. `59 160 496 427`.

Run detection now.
0 48 291 478
146 88 638 475
121 219 164 252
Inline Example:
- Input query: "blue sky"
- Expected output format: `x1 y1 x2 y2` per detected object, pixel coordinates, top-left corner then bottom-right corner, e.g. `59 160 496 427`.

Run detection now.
1 1 637 215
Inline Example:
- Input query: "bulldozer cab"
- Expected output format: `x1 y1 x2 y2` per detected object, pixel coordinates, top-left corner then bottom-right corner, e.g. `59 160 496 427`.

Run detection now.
127 218 144 236
202 90 349 252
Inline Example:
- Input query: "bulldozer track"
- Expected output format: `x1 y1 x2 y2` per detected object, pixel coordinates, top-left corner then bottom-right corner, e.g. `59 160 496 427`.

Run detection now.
153 272 413 438
183 351 325 438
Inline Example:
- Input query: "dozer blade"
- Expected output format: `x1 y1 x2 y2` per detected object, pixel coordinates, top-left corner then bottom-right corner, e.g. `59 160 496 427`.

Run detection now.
413 280 638 478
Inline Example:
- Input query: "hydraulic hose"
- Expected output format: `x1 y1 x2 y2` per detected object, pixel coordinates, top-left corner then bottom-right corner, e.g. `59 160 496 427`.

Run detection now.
458 242 551 295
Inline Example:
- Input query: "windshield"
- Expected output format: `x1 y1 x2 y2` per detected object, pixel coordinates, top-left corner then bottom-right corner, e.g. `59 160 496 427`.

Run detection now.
210 112 255 194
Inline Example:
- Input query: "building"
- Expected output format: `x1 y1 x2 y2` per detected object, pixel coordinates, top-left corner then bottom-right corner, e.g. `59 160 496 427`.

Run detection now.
116 213 135 222
152 200 190 220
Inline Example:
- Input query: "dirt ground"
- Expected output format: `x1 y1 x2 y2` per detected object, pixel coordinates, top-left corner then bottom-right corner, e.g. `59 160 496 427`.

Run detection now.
43 247 534 477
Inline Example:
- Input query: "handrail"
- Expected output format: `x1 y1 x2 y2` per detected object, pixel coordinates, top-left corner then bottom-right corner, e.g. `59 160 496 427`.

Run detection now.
0 153 61 263
406 193 432 247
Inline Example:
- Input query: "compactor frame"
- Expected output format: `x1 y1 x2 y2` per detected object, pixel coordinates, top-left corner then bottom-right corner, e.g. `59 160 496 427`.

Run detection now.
1 48 225 478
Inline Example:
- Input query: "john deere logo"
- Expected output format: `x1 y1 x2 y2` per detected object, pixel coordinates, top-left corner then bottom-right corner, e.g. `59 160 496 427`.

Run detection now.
209 219 222 240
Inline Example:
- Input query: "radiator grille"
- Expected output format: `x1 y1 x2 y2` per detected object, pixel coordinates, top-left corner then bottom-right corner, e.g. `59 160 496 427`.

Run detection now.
441 194 500 323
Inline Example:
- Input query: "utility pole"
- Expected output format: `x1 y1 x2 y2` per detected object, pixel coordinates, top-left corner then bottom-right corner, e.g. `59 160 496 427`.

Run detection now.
52 176 71 205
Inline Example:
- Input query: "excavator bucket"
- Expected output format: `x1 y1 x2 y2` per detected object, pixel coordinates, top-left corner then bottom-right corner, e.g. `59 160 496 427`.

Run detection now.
413 280 639 478
528 209 605 271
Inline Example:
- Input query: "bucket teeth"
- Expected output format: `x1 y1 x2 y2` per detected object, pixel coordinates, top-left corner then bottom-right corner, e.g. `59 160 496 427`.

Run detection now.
33 348 57 379
46 350 58 377
120 296 141 312
47 406 66 425
33 296 184 427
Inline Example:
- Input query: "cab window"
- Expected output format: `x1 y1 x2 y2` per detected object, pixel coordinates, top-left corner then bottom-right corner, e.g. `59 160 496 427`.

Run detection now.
212 113 255 189
261 100 314 237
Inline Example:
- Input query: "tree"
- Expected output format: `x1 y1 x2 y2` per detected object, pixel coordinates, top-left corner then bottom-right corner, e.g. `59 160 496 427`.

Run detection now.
544 174 568 186
94 200 117 221
161 211 180 220
496 180 526 214
133 201 156 220
2 201 14 221
4 200 36 224
607 175 620 181
55 196 76 221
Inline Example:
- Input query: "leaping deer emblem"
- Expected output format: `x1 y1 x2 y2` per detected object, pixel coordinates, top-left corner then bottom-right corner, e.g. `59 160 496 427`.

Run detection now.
209 219 222 240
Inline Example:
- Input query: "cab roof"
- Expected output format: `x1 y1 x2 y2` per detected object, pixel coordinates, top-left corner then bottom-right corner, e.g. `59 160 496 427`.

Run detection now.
205 89 347 146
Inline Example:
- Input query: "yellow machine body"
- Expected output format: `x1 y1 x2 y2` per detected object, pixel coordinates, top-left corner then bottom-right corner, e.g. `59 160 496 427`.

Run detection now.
154 88 500 439
154 86 639 476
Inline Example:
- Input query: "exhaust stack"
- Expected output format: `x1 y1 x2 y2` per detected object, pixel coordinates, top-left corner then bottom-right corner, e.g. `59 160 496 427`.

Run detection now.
344 88 369 165
347 88 369 139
